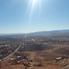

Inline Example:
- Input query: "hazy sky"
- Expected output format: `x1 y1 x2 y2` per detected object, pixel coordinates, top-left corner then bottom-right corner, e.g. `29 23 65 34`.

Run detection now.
0 0 69 34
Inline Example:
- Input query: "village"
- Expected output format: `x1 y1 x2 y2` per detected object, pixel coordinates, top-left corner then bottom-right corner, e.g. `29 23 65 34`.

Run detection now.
0 38 69 69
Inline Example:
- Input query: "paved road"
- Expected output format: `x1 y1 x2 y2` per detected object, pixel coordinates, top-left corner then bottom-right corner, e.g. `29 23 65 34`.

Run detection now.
2 44 22 62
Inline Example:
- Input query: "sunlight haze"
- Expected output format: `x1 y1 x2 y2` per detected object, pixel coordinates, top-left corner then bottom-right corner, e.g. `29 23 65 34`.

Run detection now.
0 0 69 34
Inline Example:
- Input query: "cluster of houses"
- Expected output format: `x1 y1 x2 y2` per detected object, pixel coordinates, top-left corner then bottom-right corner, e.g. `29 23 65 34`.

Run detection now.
9 53 33 69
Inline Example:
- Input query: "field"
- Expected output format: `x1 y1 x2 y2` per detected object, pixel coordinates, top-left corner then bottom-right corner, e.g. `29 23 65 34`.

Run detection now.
0 31 69 69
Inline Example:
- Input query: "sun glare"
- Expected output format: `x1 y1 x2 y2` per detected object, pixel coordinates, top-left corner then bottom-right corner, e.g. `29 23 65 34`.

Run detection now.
32 0 39 7
26 0 41 23
29 0 41 9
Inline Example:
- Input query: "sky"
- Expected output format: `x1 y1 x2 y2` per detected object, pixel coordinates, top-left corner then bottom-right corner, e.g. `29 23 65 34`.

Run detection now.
0 0 69 34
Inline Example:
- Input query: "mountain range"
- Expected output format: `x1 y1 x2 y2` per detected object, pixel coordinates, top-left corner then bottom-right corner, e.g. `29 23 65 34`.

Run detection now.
0 30 69 40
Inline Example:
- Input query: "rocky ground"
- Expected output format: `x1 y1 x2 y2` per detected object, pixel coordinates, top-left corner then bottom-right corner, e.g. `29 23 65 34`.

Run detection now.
0 51 69 69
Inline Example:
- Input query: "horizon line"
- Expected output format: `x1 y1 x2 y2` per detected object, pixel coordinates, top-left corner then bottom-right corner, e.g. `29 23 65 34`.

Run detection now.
0 29 69 35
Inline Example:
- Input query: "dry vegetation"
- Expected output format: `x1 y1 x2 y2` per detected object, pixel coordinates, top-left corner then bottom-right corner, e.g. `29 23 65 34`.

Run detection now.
0 51 63 69
0 38 69 69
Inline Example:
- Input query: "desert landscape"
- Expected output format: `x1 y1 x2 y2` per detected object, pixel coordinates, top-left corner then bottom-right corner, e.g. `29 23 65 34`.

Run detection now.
0 30 69 69
0 0 69 69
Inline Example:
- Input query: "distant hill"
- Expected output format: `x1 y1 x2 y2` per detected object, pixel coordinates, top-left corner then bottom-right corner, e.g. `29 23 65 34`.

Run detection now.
28 30 69 36
0 30 69 40
26 30 69 40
